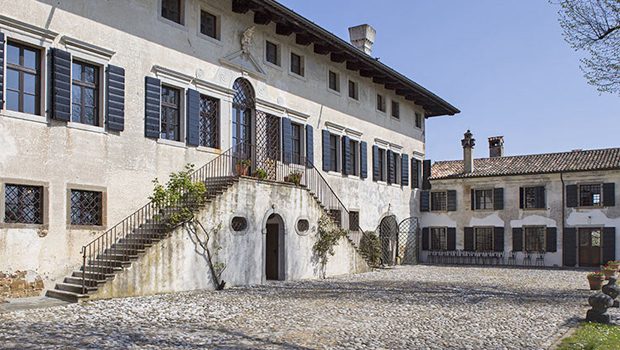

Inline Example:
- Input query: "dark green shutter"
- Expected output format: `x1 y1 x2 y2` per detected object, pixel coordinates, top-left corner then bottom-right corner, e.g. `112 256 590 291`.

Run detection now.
0 33 4 108
603 183 615 207
411 159 419 189
519 187 524 209
422 159 431 190
360 141 368 179
447 190 457 211
422 227 429 250
447 228 456 251
342 136 351 175
546 227 557 253
106 65 125 131
322 130 330 171
186 89 200 146
512 228 523 251
387 150 394 184
420 190 430 212
566 185 578 207
51 48 71 121
464 227 474 251
144 77 161 139
493 188 504 210
471 189 475 210
282 117 292 163
603 227 616 263
401 154 409 186
372 145 379 181
536 186 546 208
306 125 314 167
494 227 504 252
562 227 577 267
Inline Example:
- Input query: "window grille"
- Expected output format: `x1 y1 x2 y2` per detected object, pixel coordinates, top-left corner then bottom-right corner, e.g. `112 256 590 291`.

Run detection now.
475 189 493 210
431 192 447 211
231 216 247 231
329 210 341 228
70 189 102 226
349 211 360 232
430 227 447 251
199 95 219 148
524 226 546 252
233 79 254 109
579 184 602 207
4 184 43 224
475 227 494 251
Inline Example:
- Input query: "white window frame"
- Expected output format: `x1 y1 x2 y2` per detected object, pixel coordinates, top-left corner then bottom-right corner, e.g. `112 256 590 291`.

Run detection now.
264 39 282 69
348 79 359 101
158 0 187 29
327 69 340 94
197 3 223 45
288 49 306 80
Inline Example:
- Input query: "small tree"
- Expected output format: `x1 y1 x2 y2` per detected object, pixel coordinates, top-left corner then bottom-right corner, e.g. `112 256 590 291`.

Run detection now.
360 230 381 266
313 215 348 278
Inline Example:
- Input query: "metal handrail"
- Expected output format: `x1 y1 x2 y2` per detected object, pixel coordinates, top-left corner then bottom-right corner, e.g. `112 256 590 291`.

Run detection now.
79 142 353 294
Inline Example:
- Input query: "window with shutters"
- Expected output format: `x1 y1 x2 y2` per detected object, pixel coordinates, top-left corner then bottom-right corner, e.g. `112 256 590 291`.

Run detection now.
474 189 493 210
3 184 44 225
200 10 218 39
349 139 359 176
412 159 421 189
291 123 303 165
524 226 546 252
349 211 360 232
161 0 183 24
579 184 602 207
415 112 422 128
522 186 545 209
265 41 280 66
329 134 340 172
70 189 103 226
160 85 181 141
6 41 41 115
290 52 304 77
377 148 386 181
377 94 386 112
430 227 447 251
391 101 400 119
393 153 401 185
71 60 99 126
431 191 447 211
348 80 358 100
328 70 339 92
199 94 219 148
474 227 494 251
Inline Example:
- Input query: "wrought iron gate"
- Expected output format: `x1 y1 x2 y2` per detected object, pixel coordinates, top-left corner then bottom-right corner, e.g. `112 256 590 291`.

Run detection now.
398 217 419 265
379 215 399 265
378 216 419 266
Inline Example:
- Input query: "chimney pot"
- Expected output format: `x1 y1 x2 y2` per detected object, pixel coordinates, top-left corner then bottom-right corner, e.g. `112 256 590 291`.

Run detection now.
461 130 475 174
348 24 376 55
488 136 504 158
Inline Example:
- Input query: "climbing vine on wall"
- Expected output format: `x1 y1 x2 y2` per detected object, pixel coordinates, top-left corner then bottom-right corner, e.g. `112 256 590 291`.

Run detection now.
313 215 349 278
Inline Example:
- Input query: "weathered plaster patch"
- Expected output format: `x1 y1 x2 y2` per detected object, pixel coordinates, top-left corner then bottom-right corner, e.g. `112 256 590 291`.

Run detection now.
510 215 557 228
469 213 504 227
420 213 457 228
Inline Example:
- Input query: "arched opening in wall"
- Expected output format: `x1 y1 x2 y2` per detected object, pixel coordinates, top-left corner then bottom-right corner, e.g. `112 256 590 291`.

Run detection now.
265 213 285 280
379 215 399 266
232 78 255 173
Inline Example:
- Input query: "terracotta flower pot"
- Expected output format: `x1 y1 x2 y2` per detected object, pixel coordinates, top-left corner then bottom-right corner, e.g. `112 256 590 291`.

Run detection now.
588 275 605 290
608 263 620 272
602 269 616 279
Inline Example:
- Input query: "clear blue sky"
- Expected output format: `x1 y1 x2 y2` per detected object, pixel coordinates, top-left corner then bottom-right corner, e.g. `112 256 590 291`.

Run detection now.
277 0 620 161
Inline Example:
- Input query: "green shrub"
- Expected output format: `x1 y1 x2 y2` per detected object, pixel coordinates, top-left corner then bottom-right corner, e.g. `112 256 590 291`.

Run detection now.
313 215 348 278
360 230 381 266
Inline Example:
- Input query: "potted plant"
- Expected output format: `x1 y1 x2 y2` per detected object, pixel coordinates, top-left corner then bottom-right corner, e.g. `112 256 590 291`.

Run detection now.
284 171 303 185
235 159 251 176
601 265 617 279
607 260 620 271
252 169 267 180
587 271 606 290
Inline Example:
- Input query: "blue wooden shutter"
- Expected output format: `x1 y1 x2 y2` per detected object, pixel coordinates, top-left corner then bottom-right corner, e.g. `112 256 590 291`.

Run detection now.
372 145 379 181
546 227 557 253
144 76 161 139
0 33 4 108
603 227 616 263
562 227 577 267
342 136 351 175
305 125 314 167
603 183 615 207
282 117 292 163
447 228 456 251
566 185 578 207
387 150 394 184
422 159 431 190
411 159 419 189
494 188 504 210
106 65 125 131
422 227 429 250
51 48 71 121
420 190 430 212
401 154 409 186
447 190 457 211
360 141 368 179
494 227 504 252
512 228 523 251
464 227 474 251
186 89 200 146
321 130 330 171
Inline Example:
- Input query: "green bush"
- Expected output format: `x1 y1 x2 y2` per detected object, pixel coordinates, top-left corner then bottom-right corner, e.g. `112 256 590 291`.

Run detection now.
360 230 381 266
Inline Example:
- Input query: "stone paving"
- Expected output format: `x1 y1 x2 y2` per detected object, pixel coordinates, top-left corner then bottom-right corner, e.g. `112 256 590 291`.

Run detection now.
0 265 614 349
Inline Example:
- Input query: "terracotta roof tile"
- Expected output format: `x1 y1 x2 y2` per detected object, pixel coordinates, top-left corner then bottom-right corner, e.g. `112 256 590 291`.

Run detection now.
430 148 620 180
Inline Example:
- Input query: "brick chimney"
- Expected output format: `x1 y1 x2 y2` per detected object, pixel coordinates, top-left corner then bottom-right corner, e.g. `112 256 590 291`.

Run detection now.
461 130 475 174
348 24 376 55
488 136 504 158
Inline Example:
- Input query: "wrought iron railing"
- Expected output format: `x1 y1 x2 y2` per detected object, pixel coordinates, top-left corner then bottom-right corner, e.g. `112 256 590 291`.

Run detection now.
79 142 352 294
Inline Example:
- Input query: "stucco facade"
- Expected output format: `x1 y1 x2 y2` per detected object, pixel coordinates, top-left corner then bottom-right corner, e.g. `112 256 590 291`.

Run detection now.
0 0 457 298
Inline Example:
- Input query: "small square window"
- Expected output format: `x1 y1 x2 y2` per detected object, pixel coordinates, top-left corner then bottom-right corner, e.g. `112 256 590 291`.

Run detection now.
524 226 546 252
579 184 602 207
391 101 400 119
349 211 360 232
200 10 217 39
70 189 103 226
474 189 493 210
4 184 44 224
415 112 422 128
377 94 386 112
431 191 447 211
474 227 494 252
328 70 339 92
290 52 304 76
430 227 447 251
348 80 358 100
266 41 279 66
162 0 182 24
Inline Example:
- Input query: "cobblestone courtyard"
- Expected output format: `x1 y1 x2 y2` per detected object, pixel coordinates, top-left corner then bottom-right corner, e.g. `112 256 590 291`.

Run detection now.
1 265 613 349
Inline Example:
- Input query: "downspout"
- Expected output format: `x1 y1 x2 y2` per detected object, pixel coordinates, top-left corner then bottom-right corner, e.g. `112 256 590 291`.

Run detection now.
560 172 566 267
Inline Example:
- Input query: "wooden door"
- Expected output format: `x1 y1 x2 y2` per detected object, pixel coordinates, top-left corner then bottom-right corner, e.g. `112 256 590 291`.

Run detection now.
266 223 279 280
579 228 602 267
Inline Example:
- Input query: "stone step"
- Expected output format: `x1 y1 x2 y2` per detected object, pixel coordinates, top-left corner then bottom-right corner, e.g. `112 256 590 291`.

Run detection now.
99 252 139 261
82 264 122 274
64 276 107 286
55 282 98 294
71 270 114 280
45 289 89 303
89 258 131 268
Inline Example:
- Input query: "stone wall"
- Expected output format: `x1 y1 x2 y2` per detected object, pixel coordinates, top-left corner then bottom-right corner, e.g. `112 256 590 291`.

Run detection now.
0 270 44 299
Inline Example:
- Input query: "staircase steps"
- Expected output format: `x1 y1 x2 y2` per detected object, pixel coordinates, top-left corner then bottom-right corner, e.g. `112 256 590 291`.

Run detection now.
55 282 98 294
45 289 90 303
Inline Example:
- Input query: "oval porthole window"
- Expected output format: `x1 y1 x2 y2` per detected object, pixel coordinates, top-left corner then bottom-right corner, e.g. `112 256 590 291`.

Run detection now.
231 216 248 231
297 219 310 233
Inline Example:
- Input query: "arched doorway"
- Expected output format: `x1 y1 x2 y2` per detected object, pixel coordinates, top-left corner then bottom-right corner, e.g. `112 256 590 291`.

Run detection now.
265 214 285 280
398 217 419 265
379 215 399 266
232 78 255 166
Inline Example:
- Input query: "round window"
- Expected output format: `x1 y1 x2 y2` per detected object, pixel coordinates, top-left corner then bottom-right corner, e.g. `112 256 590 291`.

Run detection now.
297 219 310 233
231 216 248 231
